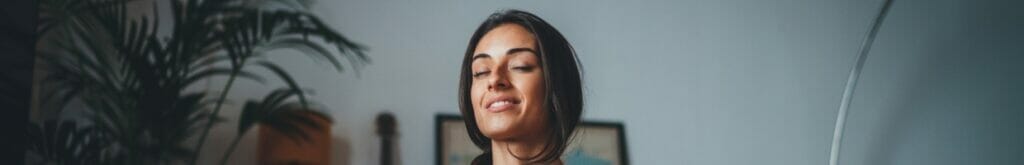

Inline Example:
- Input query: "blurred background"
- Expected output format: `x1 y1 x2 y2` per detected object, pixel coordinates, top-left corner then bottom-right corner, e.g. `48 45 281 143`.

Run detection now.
11 0 1024 164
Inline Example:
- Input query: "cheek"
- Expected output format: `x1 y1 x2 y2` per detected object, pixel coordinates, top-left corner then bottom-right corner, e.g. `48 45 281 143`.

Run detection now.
469 83 483 109
517 73 547 110
517 73 549 133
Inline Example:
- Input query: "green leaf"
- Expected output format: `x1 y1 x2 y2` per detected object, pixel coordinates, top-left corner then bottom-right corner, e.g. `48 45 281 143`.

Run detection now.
261 88 304 112
184 67 267 86
260 116 311 143
260 37 346 72
237 101 263 135
254 61 307 108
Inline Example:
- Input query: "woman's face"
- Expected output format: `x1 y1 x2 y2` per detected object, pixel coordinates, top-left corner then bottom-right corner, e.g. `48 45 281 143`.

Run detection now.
470 23 548 141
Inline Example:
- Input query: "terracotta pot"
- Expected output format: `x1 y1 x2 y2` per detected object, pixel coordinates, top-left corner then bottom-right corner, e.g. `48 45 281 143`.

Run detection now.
257 110 333 165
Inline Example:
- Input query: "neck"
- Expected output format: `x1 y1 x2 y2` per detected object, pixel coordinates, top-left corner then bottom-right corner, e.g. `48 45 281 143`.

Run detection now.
490 138 561 165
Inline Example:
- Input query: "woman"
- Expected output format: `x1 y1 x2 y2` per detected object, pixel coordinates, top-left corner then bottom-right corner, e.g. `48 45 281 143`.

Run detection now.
458 9 584 165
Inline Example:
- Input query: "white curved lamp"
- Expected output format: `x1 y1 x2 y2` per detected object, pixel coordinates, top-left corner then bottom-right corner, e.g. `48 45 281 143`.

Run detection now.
829 0 895 165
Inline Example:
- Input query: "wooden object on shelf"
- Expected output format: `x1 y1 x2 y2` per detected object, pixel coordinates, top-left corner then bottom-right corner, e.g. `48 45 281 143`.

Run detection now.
376 112 397 165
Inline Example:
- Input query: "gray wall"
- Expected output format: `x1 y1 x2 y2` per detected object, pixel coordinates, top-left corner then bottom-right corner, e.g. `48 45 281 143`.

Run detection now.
200 0 1024 164
839 0 1024 164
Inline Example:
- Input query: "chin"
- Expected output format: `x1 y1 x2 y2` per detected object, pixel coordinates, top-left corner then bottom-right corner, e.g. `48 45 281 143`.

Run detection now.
476 110 523 140
480 125 517 140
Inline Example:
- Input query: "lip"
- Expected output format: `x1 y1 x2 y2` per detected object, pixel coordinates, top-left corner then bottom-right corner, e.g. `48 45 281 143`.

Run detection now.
484 95 521 112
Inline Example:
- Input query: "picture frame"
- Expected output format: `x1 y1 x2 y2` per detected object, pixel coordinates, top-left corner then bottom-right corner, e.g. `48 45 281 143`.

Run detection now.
435 114 629 165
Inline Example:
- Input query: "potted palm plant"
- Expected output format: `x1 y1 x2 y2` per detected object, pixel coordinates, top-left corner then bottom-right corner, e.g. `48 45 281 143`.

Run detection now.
29 0 366 164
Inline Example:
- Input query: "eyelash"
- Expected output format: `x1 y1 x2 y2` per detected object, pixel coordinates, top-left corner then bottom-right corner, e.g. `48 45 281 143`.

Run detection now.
472 65 534 78
472 71 489 78
512 66 533 72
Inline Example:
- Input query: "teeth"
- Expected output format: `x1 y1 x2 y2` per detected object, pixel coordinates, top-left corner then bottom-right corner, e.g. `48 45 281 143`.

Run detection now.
489 100 511 108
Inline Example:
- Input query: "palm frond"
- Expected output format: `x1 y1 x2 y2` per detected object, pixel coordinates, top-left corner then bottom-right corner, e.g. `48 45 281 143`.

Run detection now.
27 120 112 164
185 67 267 86
253 61 308 108
236 88 324 142
36 0 367 164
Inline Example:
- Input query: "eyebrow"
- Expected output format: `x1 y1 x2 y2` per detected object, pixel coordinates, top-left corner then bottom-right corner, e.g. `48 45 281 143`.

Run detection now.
472 48 537 61
506 48 537 56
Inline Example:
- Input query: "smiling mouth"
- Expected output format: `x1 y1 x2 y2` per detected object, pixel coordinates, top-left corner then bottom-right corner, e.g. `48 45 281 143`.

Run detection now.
485 97 521 112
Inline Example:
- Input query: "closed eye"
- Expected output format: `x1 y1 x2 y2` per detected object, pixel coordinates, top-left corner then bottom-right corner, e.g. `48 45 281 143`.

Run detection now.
472 71 490 78
512 66 534 72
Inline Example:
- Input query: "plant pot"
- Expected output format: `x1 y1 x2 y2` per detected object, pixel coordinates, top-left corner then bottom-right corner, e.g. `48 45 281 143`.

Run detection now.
257 110 333 165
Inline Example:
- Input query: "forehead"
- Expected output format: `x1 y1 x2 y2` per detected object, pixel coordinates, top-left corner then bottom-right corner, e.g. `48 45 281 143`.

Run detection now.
473 23 537 55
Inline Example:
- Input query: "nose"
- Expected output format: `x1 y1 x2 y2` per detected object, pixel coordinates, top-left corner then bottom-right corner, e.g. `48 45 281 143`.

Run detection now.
487 69 510 90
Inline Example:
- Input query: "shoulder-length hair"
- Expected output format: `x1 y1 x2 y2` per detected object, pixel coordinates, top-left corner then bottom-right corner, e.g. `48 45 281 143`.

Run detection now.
457 9 584 164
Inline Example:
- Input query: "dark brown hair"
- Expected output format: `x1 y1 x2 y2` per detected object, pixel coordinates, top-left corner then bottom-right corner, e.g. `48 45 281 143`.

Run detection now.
458 9 584 164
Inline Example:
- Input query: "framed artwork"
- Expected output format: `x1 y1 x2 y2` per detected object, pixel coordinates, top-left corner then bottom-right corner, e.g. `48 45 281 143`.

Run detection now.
435 114 629 165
